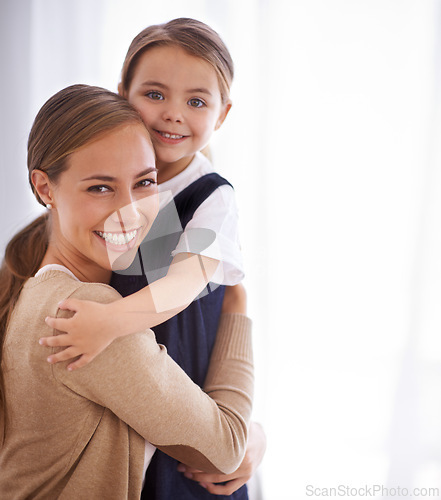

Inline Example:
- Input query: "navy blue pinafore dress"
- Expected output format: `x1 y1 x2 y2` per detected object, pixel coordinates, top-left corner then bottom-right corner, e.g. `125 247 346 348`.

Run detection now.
110 173 248 500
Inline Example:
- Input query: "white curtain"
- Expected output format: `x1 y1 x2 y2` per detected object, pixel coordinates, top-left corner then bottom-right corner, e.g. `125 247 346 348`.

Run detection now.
1 1 441 499
0 0 34 250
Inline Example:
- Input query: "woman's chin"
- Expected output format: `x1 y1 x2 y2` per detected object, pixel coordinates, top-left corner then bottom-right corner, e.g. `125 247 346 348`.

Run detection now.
94 228 147 272
109 246 140 271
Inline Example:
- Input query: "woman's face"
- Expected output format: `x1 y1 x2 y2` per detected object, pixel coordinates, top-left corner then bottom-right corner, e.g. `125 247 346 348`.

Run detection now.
125 45 231 182
47 123 158 281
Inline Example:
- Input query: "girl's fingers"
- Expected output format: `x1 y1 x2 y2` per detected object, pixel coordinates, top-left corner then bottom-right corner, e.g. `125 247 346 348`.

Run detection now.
45 316 69 331
46 346 80 364
57 297 81 312
67 354 93 372
39 334 71 347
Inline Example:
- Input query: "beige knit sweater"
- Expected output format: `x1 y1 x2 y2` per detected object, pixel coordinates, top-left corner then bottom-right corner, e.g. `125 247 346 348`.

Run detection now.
0 270 253 499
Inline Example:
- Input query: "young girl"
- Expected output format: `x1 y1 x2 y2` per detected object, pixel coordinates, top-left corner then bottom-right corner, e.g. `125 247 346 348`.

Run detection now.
40 19 265 498
0 84 253 499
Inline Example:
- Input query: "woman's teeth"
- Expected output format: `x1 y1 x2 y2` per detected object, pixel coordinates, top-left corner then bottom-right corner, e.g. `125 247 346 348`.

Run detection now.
96 230 137 246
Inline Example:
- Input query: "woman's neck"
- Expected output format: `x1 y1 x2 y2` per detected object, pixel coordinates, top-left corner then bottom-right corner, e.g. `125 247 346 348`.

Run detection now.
40 246 111 284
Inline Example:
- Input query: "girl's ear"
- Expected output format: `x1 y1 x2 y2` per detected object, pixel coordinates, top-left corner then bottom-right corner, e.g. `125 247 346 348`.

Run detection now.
117 82 124 97
31 170 54 207
215 101 232 131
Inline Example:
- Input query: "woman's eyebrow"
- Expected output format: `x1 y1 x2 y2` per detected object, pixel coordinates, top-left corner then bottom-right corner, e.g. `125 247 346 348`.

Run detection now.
135 167 158 178
80 167 157 182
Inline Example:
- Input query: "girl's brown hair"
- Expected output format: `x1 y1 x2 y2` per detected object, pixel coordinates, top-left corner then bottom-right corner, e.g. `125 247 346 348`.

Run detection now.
120 18 234 104
0 84 144 434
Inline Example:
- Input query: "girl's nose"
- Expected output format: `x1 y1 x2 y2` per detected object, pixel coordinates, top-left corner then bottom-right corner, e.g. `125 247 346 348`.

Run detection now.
162 102 184 123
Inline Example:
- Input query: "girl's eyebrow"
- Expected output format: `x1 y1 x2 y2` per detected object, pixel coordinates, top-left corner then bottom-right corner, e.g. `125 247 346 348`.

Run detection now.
80 167 157 182
141 80 168 89
141 80 212 96
188 87 212 96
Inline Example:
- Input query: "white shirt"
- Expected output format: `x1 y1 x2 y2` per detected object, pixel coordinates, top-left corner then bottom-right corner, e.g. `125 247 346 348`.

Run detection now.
159 152 244 286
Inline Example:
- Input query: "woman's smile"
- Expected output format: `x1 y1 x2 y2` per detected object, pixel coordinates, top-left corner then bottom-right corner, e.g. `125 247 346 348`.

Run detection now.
94 227 141 252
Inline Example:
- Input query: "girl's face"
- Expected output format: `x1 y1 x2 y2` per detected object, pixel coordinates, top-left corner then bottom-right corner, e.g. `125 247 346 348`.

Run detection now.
125 45 231 183
38 124 158 282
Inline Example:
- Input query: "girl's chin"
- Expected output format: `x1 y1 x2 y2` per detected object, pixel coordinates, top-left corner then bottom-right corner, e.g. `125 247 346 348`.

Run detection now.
155 155 195 181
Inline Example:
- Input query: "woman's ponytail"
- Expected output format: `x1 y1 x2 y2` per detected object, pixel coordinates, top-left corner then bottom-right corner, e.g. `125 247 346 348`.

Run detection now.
0 213 49 434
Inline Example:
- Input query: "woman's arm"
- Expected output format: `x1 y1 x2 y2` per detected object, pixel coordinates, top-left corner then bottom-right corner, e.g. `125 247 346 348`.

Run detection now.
52 283 253 475
178 421 267 495
176 283 266 494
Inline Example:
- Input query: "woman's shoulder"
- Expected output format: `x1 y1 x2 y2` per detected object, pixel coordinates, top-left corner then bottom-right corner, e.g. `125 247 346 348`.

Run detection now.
68 279 121 304
25 269 121 305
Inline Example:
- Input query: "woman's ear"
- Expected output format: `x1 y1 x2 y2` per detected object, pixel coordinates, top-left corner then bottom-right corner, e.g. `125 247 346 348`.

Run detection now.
31 170 54 207
215 101 232 131
117 82 124 97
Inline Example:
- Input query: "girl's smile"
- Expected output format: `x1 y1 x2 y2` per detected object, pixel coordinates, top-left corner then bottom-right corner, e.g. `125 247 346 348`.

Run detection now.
153 129 189 144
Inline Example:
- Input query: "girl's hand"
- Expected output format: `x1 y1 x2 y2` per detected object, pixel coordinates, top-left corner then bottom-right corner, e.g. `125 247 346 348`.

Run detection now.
177 421 266 495
39 298 115 371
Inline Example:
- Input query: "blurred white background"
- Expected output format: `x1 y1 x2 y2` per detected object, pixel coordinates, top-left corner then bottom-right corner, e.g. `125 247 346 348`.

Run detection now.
1 1 441 498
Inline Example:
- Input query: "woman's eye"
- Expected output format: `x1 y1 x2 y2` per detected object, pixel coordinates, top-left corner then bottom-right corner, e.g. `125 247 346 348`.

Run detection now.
136 178 157 189
146 91 164 101
88 185 111 193
188 98 205 108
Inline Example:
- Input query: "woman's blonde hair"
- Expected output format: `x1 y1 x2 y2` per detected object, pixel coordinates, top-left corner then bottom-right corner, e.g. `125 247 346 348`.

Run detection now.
0 84 144 435
120 18 234 104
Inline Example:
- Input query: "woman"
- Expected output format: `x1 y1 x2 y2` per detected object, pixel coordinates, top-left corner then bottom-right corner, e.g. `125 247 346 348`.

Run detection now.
0 84 253 499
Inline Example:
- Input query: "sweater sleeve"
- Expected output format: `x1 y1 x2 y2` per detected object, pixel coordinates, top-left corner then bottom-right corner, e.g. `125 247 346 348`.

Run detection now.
52 283 253 475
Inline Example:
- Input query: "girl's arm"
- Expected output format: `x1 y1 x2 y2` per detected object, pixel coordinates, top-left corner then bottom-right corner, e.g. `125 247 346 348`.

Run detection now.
39 252 219 370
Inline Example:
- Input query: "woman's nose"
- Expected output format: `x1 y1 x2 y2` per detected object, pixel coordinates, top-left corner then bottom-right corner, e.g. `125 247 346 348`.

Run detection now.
107 198 142 230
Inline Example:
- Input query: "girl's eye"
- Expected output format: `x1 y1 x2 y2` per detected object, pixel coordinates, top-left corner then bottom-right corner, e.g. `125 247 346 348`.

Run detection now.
146 91 164 101
87 185 111 193
188 98 206 108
